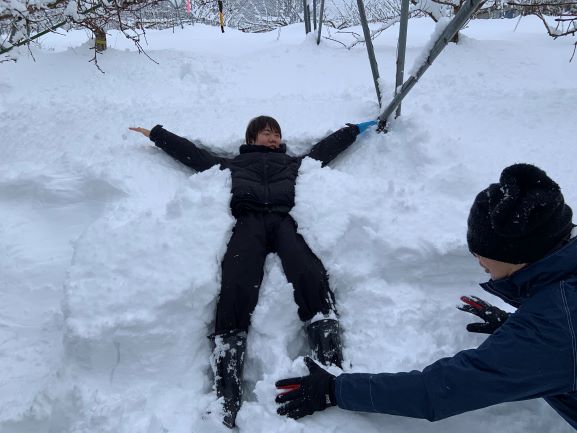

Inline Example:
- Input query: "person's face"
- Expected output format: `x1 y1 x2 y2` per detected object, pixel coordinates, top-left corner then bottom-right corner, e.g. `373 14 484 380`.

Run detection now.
474 254 527 280
254 127 281 149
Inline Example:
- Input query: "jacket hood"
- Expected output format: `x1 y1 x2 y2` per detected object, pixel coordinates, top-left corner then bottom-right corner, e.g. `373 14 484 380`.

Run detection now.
239 143 287 154
480 235 577 307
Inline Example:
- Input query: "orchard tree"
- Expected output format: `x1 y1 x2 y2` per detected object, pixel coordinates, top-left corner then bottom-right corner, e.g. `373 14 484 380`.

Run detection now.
508 0 577 59
1 0 162 65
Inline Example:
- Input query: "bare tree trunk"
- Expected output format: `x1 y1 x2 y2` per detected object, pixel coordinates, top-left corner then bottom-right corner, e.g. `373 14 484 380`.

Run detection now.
94 27 107 52
451 3 460 43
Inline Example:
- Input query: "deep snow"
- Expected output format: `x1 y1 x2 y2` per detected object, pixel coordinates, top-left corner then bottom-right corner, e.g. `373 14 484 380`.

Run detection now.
1 15 576 433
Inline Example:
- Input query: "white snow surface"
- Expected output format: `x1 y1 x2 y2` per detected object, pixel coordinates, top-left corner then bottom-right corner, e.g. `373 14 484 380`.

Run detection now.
1 16 576 433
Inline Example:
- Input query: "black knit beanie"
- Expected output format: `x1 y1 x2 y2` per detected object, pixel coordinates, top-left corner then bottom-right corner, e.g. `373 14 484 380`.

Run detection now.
467 163 573 264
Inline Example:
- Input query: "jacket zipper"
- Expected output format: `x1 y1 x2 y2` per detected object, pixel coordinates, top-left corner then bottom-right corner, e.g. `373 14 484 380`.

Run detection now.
263 154 270 206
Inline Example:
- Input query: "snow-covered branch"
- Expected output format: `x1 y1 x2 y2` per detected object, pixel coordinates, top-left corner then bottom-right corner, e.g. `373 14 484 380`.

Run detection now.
0 0 162 63
507 0 576 59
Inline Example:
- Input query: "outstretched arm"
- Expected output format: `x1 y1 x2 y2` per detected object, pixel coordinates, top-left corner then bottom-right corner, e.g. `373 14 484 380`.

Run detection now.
335 312 571 421
276 309 573 422
305 121 375 167
129 125 228 172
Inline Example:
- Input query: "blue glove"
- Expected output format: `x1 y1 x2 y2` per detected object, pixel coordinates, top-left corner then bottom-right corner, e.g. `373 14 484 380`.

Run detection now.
355 120 377 134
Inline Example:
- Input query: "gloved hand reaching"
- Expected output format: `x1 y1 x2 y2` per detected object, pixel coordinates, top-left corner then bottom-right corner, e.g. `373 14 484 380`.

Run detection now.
458 295 510 334
275 356 336 420
347 120 377 134
356 120 377 133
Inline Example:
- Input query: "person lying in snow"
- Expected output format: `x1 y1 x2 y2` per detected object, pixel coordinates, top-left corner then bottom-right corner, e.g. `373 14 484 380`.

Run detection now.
129 116 375 428
275 163 577 430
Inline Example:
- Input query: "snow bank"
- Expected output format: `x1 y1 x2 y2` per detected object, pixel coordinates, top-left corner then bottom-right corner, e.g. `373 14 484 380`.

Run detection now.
1 17 576 433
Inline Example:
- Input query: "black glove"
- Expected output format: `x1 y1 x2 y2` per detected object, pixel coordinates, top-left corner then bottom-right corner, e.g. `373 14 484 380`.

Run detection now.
458 295 510 334
275 356 336 420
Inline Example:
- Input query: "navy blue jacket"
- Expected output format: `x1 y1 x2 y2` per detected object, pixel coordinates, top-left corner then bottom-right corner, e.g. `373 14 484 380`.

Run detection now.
149 125 359 216
335 235 577 429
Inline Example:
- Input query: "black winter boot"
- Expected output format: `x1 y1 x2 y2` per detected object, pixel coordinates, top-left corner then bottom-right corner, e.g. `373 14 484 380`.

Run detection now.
211 330 247 428
305 318 343 368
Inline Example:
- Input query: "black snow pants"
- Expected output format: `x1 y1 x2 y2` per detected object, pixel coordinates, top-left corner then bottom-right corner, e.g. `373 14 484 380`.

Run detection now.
215 212 336 334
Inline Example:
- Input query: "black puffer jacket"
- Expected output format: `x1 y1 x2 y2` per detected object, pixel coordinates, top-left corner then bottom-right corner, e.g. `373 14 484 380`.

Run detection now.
149 124 359 215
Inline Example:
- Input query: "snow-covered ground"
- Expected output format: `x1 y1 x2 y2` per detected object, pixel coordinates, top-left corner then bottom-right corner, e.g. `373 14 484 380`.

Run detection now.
1 15 576 433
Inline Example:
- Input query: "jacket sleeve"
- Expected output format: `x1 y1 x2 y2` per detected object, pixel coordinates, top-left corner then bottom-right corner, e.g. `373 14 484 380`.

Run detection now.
335 308 574 421
304 125 360 167
149 125 228 172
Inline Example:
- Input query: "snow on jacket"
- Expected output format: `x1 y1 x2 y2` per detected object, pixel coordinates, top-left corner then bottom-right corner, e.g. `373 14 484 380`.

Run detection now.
149 124 359 216
335 235 577 430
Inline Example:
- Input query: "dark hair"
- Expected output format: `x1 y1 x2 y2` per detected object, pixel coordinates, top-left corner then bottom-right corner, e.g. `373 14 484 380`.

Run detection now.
245 116 282 144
